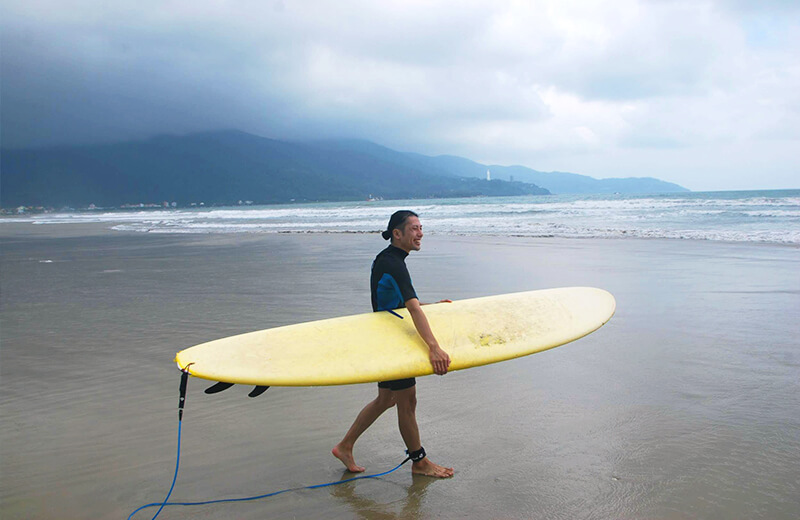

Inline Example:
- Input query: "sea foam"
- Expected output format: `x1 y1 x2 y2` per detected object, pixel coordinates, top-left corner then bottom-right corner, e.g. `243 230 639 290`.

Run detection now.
3 191 799 244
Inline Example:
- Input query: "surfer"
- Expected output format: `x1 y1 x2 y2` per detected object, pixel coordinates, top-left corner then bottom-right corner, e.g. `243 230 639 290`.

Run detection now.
333 210 454 478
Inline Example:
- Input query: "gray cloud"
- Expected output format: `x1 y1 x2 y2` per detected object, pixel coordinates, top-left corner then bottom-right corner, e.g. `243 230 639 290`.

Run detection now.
2 0 798 190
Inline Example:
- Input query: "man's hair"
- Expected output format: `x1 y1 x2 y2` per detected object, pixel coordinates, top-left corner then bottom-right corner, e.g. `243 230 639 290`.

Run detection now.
382 210 418 240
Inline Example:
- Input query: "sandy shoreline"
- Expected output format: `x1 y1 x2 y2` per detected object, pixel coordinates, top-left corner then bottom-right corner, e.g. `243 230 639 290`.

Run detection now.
2 227 799 519
3 218 800 249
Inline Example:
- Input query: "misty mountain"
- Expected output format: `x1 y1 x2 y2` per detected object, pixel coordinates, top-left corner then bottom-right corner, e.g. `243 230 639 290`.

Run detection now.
1 130 687 208
1 131 548 207
322 139 688 194
461 164 690 194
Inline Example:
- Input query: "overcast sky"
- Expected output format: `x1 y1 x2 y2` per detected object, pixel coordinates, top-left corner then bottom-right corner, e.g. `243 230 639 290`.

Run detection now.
2 0 798 190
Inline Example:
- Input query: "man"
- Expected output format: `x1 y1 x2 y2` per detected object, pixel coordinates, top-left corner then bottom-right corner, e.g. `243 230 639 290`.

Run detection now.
332 210 454 478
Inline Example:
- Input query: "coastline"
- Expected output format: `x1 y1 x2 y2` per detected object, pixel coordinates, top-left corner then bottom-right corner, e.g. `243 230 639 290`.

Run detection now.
2 220 798 250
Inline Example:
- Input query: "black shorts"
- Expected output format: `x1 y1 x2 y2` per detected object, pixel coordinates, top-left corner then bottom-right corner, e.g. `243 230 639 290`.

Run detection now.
377 378 416 391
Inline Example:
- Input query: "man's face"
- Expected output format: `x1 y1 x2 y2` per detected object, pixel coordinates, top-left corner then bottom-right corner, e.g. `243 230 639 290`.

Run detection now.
394 216 423 253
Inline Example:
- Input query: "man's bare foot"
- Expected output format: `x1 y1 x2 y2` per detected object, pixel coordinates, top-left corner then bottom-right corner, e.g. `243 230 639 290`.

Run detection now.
332 444 365 473
411 458 454 478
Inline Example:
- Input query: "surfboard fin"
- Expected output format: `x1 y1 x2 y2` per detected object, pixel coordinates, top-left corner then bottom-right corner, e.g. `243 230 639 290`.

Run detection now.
204 381 235 394
204 382 269 397
248 386 270 398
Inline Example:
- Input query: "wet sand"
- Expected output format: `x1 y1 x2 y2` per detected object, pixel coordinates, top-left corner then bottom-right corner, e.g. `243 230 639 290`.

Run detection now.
1 226 799 519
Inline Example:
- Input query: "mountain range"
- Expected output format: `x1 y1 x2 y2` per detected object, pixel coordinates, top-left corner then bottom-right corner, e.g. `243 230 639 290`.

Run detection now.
1 130 688 208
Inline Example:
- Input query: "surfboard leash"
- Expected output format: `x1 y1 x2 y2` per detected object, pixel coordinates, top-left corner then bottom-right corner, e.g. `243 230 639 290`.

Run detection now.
128 368 412 520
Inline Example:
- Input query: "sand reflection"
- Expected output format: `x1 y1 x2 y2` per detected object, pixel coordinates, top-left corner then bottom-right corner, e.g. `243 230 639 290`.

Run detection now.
330 472 438 520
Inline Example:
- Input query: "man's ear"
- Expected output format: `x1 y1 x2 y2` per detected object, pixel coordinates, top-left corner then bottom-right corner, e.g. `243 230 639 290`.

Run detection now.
393 228 403 241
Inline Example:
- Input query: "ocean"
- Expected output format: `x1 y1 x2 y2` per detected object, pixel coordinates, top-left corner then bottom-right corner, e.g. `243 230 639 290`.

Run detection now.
3 189 799 244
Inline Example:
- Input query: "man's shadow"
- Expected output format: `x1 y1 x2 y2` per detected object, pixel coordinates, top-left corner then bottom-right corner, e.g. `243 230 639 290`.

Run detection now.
329 471 439 520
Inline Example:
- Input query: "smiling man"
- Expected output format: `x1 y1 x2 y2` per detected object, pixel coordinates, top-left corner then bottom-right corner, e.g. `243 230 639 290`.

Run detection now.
332 210 454 478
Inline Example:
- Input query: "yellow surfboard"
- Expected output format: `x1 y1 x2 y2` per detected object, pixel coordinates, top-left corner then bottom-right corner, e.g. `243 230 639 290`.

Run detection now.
175 287 615 387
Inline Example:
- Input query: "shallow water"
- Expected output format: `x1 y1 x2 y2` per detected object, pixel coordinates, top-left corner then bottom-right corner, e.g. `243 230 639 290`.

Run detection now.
1 231 799 519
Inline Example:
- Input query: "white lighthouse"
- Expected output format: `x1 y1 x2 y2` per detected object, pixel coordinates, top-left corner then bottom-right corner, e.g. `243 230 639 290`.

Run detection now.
486 169 491 181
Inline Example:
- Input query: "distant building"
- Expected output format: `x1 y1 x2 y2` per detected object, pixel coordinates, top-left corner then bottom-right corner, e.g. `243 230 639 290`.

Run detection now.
486 169 491 181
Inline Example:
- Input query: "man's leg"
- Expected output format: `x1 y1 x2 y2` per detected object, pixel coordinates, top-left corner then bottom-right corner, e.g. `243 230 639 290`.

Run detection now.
333 388 396 472
394 386 454 478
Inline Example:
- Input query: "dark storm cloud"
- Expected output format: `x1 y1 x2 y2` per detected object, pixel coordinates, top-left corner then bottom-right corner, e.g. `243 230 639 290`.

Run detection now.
1 1 561 149
1 3 295 147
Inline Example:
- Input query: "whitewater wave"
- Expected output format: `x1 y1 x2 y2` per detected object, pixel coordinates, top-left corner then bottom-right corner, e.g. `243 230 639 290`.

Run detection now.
3 191 799 245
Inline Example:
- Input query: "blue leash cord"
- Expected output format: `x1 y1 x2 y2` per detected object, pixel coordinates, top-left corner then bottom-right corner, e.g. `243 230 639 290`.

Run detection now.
128 371 411 520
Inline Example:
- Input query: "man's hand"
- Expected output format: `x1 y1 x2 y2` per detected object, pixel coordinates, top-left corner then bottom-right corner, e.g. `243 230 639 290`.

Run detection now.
406 298 451 375
429 346 451 375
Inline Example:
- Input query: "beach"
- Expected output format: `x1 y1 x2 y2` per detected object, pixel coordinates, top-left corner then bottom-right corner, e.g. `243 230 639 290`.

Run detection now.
1 226 799 519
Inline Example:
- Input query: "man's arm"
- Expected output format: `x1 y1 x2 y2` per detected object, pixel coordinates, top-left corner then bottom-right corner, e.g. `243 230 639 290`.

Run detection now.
405 298 451 375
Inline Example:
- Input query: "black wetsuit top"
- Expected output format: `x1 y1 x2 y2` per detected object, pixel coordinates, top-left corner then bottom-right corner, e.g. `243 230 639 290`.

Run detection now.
371 245 418 313
371 244 418 390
